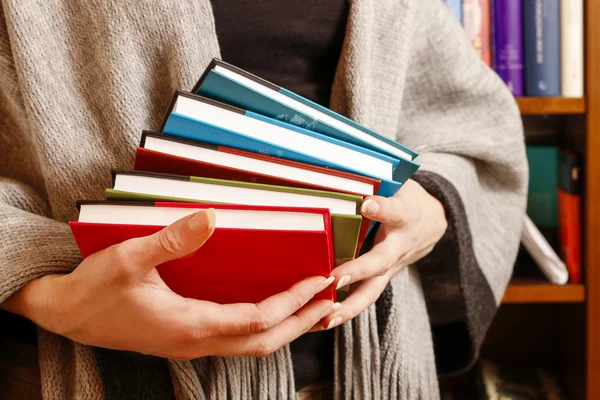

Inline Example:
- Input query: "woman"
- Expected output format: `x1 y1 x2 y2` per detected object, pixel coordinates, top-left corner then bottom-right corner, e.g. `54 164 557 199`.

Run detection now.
0 0 527 399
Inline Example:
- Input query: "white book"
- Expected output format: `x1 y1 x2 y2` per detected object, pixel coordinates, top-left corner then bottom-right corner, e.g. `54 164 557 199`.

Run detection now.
521 215 569 285
141 133 375 196
111 171 359 217
78 203 325 231
167 93 395 180
560 0 584 97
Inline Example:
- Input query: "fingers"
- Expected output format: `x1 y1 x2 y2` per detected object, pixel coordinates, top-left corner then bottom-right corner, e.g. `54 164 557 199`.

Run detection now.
330 239 398 289
318 274 390 331
186 275 336 337
209 299 336 358
117 209 216 271
361 195 405 225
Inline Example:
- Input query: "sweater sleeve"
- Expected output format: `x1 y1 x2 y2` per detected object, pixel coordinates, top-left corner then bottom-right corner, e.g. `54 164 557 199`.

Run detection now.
394 1 528 374
0 10 81 304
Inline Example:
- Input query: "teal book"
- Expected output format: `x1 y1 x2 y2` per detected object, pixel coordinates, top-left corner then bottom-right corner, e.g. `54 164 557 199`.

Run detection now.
191 59 419 177
526 146 558 228
159 92 410 197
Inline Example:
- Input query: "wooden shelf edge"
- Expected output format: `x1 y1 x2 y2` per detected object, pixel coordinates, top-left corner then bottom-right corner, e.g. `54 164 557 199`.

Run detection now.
502 280 586 304
516 97 586 115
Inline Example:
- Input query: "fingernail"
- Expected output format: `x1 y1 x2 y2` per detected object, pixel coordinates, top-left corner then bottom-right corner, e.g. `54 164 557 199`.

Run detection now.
336 275 351 290
321 302 341 319
189 209 216 233
326 316 343 330
361 199 379 217
318 276 335 292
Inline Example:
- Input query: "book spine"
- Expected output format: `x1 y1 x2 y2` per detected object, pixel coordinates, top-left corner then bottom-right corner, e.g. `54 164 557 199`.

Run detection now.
558 150 582 283
441 0 463 23
462 0 492 66
524 0 561 96
492 0 524 96
560 0 584 97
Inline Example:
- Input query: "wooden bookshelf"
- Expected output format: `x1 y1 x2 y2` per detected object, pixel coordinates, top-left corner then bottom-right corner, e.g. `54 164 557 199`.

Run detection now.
502 279 586 304
516 97 586 114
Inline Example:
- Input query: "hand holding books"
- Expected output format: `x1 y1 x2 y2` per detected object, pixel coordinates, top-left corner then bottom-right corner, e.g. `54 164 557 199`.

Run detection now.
7 209 339 359
315 180 448 331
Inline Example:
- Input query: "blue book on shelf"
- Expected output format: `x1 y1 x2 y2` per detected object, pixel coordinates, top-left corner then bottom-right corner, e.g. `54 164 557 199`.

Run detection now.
524 0 561 96
441 0 462 23
192 59 419 164
159 93 412 197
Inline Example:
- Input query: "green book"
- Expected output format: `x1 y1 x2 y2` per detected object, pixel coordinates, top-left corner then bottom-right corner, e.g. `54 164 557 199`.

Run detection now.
107 170 363 266
526 146 558 228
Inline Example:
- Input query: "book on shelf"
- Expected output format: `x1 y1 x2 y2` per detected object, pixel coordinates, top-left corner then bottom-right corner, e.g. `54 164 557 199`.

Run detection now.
462 0 491 66
558 149 582 283
524 0 561 97
70 58 420 305
491 0 524 96
452 0 584 98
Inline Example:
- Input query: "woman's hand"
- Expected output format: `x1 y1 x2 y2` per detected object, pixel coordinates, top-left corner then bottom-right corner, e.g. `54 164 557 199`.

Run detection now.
319 179 448 330
2 209 337 360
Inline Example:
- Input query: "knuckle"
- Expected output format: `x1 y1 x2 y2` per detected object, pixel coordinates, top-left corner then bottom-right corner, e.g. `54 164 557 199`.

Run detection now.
158 228 184 255
250 341 276 357
111 243 138 278
285 289 305 311
248 307 274 333
171 325 206 346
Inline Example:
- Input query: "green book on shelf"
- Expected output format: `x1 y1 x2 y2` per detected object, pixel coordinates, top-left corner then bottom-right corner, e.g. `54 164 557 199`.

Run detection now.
106 170 363 266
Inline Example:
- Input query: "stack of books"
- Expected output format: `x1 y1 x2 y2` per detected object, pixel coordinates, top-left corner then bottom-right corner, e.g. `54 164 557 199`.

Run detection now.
443 0 584 98
70 59 420 304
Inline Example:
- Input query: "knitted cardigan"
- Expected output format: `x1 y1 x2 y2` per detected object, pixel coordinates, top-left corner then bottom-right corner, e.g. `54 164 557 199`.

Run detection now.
0 0 527 399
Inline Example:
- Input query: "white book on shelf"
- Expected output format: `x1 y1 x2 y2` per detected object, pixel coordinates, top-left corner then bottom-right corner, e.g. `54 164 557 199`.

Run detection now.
521 215 569 285
560 0 584 97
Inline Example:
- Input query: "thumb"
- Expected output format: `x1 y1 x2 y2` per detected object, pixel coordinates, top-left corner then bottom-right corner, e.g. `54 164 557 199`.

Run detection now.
119 208 216 271
360 196 405 225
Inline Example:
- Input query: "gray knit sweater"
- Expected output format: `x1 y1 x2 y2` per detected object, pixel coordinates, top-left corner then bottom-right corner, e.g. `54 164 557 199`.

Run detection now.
0 0 527 399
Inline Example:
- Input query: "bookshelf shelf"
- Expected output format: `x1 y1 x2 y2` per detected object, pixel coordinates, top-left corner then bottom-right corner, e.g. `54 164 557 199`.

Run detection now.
516 97 586 115
502 278 586 304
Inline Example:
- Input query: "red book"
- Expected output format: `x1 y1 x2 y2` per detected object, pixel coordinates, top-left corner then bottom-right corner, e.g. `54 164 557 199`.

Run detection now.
558 150 582 283
70 202 336 303
463 0 492 66
134 132 378 255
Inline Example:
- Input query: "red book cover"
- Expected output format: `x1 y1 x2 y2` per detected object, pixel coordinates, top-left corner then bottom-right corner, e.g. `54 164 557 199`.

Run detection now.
558 150 582 283
463 0 491 66
134 140 378 255
134 146 381 196
70 202 336 304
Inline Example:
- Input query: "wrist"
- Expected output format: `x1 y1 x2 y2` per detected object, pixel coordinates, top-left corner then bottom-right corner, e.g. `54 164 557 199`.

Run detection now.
0 274 67 331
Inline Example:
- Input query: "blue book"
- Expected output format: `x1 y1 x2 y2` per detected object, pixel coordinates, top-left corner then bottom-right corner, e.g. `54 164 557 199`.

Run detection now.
441 0 462 23
159 92 410 197
524 0 561 96
192 59 419 165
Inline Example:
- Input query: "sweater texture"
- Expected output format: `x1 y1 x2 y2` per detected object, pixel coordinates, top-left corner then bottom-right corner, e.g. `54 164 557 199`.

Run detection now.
0 0 527 399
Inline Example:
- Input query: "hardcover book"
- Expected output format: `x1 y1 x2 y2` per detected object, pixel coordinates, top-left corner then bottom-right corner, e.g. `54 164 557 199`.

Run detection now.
106 170 365 266
524 0 561 96
560 0 584 97
135 131 381 197
160 91 411 196
71 202 336 304
463 0 491 66
191 58 419 163
558 149 582 283
492 0 525 96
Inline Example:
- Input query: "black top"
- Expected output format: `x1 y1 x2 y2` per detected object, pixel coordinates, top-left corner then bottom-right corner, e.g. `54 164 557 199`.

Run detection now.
210 0 349 390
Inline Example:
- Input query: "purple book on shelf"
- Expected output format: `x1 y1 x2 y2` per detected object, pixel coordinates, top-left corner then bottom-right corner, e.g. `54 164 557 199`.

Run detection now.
492 0 524 97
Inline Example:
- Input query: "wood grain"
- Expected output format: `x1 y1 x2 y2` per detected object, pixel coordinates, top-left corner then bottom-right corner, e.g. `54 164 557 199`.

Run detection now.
516 97 586 115
587 0 600 398
502 279 585 304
